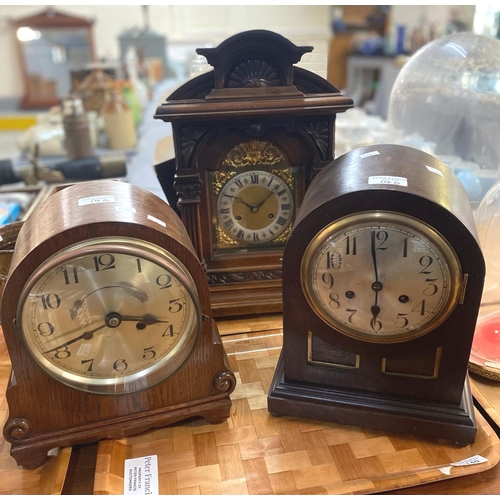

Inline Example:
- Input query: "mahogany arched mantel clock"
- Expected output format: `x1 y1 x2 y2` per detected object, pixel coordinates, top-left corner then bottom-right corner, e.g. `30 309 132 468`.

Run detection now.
0 181 235 469
268 145 485 445
154 30 353 316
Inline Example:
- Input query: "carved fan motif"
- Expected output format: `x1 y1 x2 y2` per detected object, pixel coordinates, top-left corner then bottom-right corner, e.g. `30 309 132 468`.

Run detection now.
299 121 330 161
227 59 281 88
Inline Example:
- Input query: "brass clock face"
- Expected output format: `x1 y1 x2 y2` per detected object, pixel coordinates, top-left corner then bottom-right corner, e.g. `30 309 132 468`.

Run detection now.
216 169 294 245
301 212 461 343
17 237 201 394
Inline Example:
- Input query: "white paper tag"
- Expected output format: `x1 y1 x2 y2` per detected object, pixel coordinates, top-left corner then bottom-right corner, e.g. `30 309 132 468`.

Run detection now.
78 195 115 206
124 455 159 495
147 214 166 228
368 175 408 187
360 150 380 159
439 455 488 475
116 205 137 213
450 455 488 467
426 165 443 176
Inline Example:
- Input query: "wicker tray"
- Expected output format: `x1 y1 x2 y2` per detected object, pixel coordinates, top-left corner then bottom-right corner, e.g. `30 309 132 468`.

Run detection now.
93 320 500 495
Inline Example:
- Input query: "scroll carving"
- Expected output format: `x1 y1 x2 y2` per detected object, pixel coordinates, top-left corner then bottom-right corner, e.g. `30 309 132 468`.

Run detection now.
208 269 282 285
4 417 31 442
179 126 209 170
213 371 237 395
175 181 202 202
222 140 285 169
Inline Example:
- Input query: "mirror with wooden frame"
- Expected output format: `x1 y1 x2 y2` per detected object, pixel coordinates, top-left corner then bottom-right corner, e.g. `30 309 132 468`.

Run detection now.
12 7 96 109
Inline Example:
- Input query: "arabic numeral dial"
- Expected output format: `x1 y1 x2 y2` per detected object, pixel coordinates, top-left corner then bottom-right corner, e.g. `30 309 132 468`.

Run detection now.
302 213 460 342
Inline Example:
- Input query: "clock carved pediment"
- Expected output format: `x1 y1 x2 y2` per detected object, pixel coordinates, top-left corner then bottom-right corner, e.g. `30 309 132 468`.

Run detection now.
197 30 312 89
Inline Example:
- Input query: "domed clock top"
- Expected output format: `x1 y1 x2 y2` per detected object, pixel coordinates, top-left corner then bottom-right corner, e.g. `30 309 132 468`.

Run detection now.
269 144 485 446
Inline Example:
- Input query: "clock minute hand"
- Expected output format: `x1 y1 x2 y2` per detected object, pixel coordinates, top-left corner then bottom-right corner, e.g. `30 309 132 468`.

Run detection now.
254 184 280 211
370 230 383 323
370 230 379 283
43 323 107 354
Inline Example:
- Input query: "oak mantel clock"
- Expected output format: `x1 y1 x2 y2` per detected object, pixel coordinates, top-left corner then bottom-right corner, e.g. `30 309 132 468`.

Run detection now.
0 180 235 469
268 144 485 444
154 30 353 316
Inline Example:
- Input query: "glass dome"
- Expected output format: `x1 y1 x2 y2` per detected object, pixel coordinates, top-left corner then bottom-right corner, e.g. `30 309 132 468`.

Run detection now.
388 33 500 203
469 178 500 379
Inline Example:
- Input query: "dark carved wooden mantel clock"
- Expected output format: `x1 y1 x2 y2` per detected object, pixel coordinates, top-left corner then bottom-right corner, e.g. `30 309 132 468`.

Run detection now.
268 144 485 445
154 30 353 317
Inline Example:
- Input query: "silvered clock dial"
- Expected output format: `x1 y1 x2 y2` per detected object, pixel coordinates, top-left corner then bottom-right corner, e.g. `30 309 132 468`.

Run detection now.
302 212 461 342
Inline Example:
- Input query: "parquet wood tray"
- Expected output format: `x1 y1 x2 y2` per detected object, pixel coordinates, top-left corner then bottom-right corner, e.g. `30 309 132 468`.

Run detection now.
0 330 71 495
93 316 500 495
470 374 500 429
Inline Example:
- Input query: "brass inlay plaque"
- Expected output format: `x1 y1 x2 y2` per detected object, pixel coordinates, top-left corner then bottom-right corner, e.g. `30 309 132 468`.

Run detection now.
307 331 360 369
382 347 442 379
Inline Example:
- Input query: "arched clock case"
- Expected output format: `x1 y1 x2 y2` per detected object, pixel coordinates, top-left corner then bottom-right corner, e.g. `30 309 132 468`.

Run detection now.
0 181 235 469
268 144 485 444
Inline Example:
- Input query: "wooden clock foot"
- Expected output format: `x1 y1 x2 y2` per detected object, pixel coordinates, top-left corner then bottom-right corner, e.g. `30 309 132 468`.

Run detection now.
9 443 53 470
4 396 233 469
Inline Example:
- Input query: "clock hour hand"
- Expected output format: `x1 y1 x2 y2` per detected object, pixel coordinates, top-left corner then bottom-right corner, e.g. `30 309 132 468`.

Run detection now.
118 314 169 325
43 323 107 354
371 304 380 319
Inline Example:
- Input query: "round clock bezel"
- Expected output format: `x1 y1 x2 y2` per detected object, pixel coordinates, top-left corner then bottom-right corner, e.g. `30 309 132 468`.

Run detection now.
16 237 202 394
216 169 294 245
301 211 462 343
